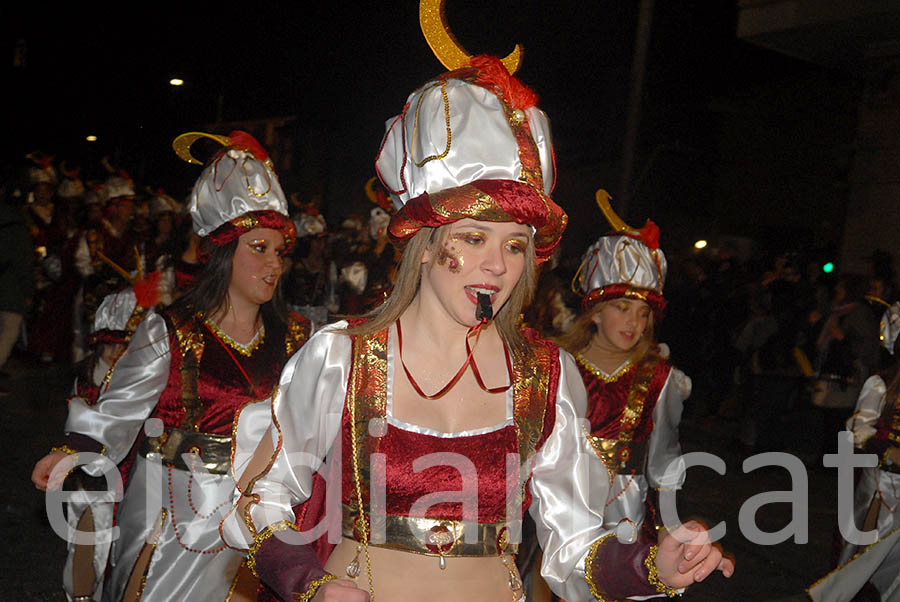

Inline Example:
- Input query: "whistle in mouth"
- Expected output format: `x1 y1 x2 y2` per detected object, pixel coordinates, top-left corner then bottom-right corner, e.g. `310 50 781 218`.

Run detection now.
476 292 493 322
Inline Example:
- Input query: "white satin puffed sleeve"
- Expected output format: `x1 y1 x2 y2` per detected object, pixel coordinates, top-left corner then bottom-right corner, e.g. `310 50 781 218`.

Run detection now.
64 311 171 473
529 350 615 601
647 367 690 490
847 375 887 448
221 322 350 549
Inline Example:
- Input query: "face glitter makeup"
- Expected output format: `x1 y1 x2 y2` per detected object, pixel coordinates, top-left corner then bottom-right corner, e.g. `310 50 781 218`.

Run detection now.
436 243 463 273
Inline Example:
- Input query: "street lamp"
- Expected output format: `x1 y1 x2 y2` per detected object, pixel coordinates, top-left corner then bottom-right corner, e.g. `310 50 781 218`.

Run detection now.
169 78 184 86
694 239 707 250
85 135 97 142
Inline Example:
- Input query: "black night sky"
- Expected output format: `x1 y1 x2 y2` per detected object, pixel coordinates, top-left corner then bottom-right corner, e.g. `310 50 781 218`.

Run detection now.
4 1 852 260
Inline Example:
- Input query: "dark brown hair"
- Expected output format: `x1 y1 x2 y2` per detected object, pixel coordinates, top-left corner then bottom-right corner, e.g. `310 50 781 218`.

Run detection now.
168 236 289 328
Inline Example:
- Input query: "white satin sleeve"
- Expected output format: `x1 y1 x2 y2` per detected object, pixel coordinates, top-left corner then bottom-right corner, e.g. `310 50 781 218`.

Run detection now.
530 350 615 601
846 375 887 448
647 367 689 490
222 322 350 548
64 311 171 472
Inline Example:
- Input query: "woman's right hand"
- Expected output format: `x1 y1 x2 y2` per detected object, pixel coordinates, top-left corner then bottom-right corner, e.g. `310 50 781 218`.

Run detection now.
31 450 71 491
312 578 370 601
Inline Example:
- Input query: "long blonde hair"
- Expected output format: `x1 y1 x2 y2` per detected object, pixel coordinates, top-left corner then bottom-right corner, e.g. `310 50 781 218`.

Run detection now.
345 224 537 353
555 299 657 363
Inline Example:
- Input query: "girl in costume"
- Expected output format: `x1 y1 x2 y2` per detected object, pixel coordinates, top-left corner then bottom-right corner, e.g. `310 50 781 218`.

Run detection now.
32 131 310 602
222 11 732 601
833 301 900 599
61 277 161 602
557 192 688 544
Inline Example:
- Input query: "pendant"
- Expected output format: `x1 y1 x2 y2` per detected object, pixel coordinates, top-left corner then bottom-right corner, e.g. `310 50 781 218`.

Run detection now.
346 545 362 578
509 573 523 591
501 555 522 591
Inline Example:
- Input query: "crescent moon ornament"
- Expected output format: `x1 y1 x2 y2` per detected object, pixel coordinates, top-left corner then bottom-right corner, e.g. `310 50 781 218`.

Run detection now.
419 0 523 74
595 189 637 234
172 132 232 165
365 177 379 204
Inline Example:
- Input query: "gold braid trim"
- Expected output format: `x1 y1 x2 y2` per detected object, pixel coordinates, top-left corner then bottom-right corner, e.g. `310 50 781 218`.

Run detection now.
644 545 681 597
584 532 618 602
246 520 299 578
292 574 337 602
51 445 78 455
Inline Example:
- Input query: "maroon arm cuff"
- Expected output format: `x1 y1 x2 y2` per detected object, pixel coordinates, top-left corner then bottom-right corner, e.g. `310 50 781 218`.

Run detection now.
585 533 670 601
60 432 107 455
863 435 893 463
248 522 335 601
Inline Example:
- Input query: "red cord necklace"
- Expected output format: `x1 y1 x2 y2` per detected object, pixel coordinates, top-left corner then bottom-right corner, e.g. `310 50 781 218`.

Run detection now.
395 318 513 400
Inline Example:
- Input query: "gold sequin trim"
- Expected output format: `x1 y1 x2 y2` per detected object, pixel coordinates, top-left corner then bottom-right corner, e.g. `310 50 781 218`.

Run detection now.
125 304 150 334
411 81 452 168
51 445 78 455
574 353 633 383
203 318 265 357
241 156 273 198
232 213 260 231
584 532 617 602
644 544 681 597
286 319 308 356
292 574 337 602
247 520 299 578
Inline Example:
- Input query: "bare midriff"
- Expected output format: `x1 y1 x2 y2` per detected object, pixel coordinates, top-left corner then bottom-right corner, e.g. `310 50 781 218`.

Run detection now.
323 536 520 602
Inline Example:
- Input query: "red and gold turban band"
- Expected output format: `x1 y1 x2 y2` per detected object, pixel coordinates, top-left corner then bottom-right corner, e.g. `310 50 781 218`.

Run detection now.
388 178 566 260
205 210 297 253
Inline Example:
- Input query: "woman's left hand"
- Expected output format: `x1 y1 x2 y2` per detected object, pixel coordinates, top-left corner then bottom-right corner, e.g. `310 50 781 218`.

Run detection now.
655 520 734 589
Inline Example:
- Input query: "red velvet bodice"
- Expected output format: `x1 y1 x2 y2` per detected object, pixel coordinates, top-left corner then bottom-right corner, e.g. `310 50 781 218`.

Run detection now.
153 312 307 434
340 420 524 524
580 359 671 442
337 323 559 529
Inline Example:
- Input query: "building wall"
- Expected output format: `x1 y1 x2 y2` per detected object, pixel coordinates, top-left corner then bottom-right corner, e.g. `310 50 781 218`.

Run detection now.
840 60 900 275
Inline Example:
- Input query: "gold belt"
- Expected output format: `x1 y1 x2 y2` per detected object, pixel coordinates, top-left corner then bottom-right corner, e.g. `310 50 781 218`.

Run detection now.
139 427 232 475
342 506 518 557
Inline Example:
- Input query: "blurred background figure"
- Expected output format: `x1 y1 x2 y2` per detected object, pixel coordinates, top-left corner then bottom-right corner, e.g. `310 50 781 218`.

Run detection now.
811 272 881 460
0 165 34 395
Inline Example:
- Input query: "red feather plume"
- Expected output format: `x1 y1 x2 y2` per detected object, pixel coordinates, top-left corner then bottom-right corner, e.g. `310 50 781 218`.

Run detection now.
227 131 269 161
469 55 538 110
133 270 162 309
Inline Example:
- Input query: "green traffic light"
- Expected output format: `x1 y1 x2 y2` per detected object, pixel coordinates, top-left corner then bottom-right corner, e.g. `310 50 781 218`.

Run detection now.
823 262 834 274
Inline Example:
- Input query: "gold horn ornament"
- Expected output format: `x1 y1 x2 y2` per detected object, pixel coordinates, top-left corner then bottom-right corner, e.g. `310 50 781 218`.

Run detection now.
364 177 379 204
595 189 638 235
419 0 523 74
172 132 233 165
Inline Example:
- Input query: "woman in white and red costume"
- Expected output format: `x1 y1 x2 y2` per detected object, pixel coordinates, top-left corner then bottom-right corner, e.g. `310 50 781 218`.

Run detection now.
557 193 689 551
221 14 733 600
32 131 309 602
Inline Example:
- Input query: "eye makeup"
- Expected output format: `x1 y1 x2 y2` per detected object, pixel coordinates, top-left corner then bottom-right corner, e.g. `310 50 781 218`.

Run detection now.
505 238 527 253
